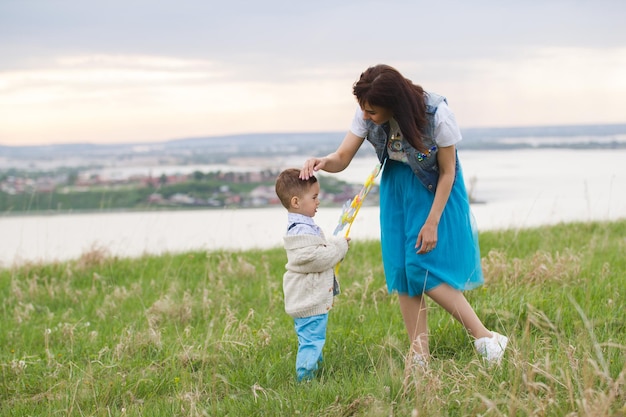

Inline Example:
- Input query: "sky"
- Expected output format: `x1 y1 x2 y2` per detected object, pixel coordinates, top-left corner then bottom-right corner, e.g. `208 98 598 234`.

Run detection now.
1 0 626 146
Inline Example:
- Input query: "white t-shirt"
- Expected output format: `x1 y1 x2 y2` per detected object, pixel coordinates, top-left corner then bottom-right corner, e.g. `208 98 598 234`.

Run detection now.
349 100 462 147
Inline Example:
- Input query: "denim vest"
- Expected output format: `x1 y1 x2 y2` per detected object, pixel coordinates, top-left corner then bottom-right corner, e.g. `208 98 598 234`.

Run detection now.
364 92 459 193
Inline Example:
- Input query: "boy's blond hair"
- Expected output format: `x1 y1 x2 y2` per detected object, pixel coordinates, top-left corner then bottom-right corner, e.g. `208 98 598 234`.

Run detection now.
275 168 318 209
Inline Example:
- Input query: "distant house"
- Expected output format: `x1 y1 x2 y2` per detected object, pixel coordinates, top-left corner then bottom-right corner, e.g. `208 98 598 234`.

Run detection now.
169 193 196 205
249 185 280 206
148 193 165 204
224 195 241 205
165 174 189 184
35 177 56 193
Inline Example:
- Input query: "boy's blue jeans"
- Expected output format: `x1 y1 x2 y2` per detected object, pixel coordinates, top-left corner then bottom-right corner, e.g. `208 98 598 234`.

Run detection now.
294 313 328 381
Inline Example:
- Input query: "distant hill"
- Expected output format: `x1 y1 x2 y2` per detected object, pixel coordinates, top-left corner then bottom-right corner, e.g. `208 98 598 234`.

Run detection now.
2 124 626 166
458 123 626 150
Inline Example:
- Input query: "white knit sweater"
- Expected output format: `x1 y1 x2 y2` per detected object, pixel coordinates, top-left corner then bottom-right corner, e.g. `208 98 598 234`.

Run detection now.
282 234 349 318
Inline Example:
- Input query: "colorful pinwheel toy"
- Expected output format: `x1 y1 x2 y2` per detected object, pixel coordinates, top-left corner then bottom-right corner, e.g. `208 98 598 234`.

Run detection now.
333 163 382 237
333 163 382 275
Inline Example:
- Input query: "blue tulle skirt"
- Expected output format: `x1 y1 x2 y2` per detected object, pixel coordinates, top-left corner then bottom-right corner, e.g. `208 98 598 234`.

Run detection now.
379 159 484 296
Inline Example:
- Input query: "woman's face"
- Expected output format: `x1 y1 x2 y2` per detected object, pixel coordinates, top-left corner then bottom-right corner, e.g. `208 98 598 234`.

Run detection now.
361 102 393 125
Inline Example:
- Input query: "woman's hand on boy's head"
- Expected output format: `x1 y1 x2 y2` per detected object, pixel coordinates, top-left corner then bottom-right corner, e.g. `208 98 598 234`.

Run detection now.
300 157 325 180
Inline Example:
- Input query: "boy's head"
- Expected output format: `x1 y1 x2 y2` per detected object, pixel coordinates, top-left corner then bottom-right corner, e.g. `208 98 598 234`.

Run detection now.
275 168 320 217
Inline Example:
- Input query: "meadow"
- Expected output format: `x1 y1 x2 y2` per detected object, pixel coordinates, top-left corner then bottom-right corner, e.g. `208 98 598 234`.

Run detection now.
0 219 625 416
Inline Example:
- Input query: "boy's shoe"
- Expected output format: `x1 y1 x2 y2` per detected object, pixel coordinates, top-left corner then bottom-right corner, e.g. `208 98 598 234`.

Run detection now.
296 355 324 382
474 332 508 365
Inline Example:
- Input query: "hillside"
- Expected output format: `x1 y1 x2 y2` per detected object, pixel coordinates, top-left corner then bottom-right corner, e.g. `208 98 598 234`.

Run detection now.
1 219 624 415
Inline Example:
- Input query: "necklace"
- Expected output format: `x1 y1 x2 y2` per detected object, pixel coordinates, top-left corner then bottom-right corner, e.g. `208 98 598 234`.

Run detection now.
388 120 437 162
389 132 403 152
416 145 438 162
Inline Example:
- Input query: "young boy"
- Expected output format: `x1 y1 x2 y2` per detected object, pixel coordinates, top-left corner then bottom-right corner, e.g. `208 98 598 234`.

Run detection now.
275 168 350 381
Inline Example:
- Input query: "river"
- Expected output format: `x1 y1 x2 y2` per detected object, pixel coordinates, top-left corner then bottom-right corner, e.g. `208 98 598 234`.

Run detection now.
1 149 625 268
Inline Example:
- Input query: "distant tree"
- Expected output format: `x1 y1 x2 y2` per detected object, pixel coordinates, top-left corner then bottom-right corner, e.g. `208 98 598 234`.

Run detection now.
159 174 167 186
192 171 204 181
67 171 79 185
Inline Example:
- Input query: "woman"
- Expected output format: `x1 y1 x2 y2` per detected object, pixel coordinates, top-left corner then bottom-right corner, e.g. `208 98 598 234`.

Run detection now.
300 64 507 368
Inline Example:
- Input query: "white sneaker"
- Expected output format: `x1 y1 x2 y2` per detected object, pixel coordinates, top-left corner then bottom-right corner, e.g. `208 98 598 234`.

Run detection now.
474 332 508 365
411 353 429 369
403 352 429 390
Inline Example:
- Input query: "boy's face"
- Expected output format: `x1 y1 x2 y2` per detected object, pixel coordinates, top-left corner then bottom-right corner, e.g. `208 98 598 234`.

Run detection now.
290 181 320 217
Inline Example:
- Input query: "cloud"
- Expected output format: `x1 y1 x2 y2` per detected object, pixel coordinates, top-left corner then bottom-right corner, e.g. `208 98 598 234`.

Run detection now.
0 53 359 144
1 0 626 145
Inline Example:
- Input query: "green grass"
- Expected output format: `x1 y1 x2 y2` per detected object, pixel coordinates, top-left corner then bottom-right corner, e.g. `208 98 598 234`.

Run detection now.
1 219 625 416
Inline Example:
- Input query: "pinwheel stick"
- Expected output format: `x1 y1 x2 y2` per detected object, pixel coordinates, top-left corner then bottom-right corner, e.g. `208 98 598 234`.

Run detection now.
333 163 382 276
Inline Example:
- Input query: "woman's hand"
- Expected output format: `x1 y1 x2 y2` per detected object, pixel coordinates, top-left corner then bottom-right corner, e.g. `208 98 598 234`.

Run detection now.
300 132 365 179
415 145 454 254
300 157 326 180
415 220 438 254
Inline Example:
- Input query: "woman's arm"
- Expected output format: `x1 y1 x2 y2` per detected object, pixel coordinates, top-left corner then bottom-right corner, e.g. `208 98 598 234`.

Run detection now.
300 131 364 180
415 144 456 254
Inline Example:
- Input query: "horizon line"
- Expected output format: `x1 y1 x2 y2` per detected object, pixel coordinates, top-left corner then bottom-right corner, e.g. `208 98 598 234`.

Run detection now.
2 121 626 149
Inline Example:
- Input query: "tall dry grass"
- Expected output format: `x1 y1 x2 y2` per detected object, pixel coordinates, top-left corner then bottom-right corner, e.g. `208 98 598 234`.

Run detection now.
0 219 624 416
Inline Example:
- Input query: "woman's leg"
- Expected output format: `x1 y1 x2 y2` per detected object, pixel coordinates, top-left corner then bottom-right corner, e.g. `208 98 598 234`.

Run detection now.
426 284 492 340
398 294 429 357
